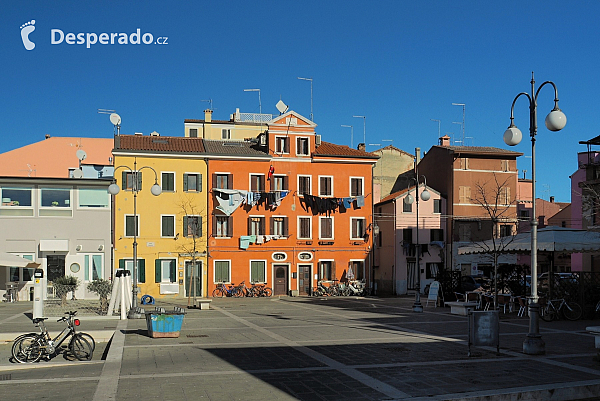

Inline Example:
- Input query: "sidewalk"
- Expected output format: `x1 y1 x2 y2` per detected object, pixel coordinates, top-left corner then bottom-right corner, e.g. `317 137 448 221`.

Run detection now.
1 296 600 400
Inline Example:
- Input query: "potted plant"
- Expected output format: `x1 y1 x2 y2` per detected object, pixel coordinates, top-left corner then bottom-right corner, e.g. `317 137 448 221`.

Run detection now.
51 201 59 206
53 275 79 306
87 278 112 313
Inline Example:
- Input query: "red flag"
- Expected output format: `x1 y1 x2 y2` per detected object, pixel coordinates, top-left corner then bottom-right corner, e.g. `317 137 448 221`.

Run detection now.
268 165 274 180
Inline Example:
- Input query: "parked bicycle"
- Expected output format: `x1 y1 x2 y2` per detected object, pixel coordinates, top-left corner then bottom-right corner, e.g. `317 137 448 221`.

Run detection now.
540 297 582 321
212 282 243 298
247 283 272 297
12 311 94 363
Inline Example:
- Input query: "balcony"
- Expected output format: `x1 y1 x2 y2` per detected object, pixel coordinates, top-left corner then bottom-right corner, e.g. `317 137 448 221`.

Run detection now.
235 112 274 124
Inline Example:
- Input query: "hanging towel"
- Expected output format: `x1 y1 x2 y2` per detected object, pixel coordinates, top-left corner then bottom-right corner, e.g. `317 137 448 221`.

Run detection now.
215 189 247 216
343 197 353 209
239 236 252 250
355 195 365 208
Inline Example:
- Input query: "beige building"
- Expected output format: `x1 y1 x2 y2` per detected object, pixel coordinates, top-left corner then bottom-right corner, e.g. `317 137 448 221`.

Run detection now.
184 109 272 141
370 145 414 203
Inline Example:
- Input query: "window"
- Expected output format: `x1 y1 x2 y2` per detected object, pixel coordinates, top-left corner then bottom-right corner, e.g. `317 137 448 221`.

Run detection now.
351 218 366 240
119 259 146 283
250 174 265 191
183 173 202 192
272 175 288 192
41 188 71 207
319 216 334 239
350 260 364 280
161 172 175 192
426 263 441 279
1 187 32 207
214 215 233 237
275 137 289 153
222 129 231 140
430 229 444 242
248 216 266 236
84 254 103 281
161 215 175 237
214 260 230 283
500 225 512 237
296 137 309 155
459 186 471 204
433 199 441 214
271 216 289 236
214 173 232 189
125 215 139 237
350 178 363 197
403 228 413 243
184 216 202 237
155 259 176 283
519 209 530 219
460 158 469 170
403 199 412 213
458 223 471 242
122 171 142 191
319 261 334 281
189 128 198 138
298 176 311 195
298 217 312 239
501 160 510 172
319 176 333 197
500 187 510 205
78 188 109 208
250 261 266 283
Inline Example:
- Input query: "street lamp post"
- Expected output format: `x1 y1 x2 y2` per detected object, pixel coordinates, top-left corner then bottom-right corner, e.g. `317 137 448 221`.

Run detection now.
503 72 567 355
108 158 162 318
404 167 430 313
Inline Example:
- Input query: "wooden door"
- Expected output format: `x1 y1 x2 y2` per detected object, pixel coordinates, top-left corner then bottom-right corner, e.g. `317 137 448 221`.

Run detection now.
298 265 311 295
274 265 287 295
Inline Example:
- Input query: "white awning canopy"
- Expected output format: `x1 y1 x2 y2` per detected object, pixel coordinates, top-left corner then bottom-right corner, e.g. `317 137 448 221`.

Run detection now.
0 252 40 268
458 226 600 255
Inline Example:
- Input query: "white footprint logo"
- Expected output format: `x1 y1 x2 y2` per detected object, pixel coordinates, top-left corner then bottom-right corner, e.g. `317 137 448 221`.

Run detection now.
20 20 35 50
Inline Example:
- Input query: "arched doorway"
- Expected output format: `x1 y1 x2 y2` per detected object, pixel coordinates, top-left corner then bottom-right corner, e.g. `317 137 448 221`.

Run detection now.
273 265 288 295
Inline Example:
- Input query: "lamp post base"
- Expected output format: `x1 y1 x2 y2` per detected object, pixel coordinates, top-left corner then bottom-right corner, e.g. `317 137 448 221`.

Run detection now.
523 302 545 355
412 291 423 313
127 309 145 319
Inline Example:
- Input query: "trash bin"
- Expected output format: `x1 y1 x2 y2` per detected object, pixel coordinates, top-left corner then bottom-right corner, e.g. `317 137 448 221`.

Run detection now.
145 311 185 338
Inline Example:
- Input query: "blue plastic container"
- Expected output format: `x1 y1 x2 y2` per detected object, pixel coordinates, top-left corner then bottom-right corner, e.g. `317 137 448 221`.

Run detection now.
145 313 184 338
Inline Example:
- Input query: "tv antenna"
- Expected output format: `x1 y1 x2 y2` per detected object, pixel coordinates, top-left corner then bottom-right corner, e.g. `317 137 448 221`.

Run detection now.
452 103 466 145
201 99 214 111
98 109 121 135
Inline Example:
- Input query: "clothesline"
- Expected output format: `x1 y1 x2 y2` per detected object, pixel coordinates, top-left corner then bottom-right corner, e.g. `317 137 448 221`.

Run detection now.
212 188 290 216
300 194 365 216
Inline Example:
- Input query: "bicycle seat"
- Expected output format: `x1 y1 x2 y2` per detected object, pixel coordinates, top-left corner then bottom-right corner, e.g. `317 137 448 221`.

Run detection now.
32 318 48 323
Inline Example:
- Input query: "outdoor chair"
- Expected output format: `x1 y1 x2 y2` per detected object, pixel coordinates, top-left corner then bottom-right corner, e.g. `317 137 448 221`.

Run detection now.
517 296 528 317
466 291 481 309
454 292 466 302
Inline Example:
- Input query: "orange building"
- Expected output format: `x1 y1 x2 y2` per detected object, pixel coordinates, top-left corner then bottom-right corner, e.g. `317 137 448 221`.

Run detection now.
206 111 378 296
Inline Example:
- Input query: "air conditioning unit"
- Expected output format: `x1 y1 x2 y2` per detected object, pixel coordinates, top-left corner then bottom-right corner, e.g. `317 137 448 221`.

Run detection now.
315 135 321 146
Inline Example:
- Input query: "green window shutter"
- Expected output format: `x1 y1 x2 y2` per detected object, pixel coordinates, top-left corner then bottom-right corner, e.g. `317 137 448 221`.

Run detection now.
137 171 142 191
183 216 188 237
251 261 265 283
183 174 188 191
198 216 202 237
84 255 90 281
119 259 125 270
138 259 145 283
155 259 161 283
198 174 202 192
215 261 229 283
122 171 128 190
170 260 176 282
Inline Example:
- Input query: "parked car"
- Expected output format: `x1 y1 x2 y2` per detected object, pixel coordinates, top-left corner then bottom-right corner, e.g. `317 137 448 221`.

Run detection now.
459 275 482 292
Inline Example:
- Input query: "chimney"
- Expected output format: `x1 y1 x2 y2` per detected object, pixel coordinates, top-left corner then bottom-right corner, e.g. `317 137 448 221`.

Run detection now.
439 135 450 147
45 134 51 139
550 196 555 203
204 109 213 123
357 143 366 152
415 147 421 164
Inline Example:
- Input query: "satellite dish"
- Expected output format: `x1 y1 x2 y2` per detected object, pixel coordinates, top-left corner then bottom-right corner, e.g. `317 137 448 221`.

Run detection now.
76 149 87 161
72 169 83 179
110 113 121 126
276 100 289 114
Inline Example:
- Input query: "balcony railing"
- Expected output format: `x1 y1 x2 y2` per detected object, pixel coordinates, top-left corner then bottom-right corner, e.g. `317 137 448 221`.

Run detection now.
235 113 274 123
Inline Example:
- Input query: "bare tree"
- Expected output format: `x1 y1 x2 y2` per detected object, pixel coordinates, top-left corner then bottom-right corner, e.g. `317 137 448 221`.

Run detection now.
176 194 206 308
471 173 517 309
578 182 600 230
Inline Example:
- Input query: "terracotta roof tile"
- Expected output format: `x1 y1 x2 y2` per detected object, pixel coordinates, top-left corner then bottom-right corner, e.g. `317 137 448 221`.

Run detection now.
203 140 269 157
313 142 379 159
434 145 523 156
116 135 205 153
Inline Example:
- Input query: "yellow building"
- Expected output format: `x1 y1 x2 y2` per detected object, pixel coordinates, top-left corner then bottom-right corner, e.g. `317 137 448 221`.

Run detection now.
184 109 272 140
112 134 208 300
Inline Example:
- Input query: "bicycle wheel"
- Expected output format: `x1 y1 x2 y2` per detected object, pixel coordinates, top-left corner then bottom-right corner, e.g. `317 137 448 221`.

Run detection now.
77 332 96 352
12 335 42 363
70 334 93 361
212 288 224 297
540 306 556 322
262 287 273 297
233 288 244 298
563 301 583 321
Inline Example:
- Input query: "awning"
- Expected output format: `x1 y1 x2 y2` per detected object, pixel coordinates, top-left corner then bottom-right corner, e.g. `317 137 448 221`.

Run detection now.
0 252 40 268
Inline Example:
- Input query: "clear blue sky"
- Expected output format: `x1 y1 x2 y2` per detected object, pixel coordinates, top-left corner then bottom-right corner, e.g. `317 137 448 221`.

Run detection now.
2 1 598 202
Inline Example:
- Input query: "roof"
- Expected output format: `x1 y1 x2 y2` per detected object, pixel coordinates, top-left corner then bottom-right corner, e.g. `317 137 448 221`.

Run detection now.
0 137 113 178
370 145 414 157
431 145 523 157
184 118 263 126
202 140 270 157
115 135 205 154
579 134 600 145
313 142 379 159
